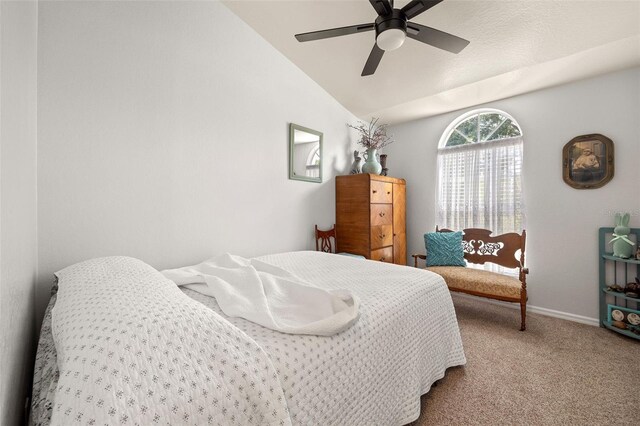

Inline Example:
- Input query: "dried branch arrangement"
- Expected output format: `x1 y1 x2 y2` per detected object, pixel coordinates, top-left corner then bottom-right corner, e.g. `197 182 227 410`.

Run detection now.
347 117 394 150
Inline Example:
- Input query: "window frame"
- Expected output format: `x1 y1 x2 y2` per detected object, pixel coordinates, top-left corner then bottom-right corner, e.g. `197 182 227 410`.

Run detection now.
438 108 523 149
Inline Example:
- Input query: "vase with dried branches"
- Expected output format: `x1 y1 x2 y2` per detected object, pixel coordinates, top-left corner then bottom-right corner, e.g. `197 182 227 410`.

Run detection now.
347 117 394 175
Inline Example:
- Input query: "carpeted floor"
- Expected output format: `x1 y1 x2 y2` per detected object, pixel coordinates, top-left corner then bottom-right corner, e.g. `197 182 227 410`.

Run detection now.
409 295 640 426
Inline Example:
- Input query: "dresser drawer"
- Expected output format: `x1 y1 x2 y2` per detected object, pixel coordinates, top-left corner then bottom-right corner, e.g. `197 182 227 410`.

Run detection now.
371 180 392 203
370 246 393 263
370 225 393 249
370 204 392 226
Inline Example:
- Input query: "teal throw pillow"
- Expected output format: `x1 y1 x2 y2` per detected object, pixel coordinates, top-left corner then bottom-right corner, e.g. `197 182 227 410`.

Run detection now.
424 231 466 267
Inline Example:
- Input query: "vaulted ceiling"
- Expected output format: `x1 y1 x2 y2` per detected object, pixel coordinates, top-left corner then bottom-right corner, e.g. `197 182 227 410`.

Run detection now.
224 0 640 123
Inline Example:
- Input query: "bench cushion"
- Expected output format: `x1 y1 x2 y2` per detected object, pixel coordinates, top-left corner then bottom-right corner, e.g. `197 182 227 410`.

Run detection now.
427 266 522 299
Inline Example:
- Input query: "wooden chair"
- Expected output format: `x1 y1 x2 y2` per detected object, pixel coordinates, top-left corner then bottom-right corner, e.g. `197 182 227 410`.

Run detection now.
315 225 336 253
413 227 529 331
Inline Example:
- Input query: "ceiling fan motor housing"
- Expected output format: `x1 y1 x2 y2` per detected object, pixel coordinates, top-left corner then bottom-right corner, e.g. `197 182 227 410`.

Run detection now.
375 9 408 51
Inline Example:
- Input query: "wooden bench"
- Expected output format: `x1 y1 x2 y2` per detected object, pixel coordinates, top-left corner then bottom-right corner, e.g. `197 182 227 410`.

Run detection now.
412 228 529 331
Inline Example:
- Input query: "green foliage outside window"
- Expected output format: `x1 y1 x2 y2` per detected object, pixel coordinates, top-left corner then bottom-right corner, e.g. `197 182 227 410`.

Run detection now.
445 112 522 147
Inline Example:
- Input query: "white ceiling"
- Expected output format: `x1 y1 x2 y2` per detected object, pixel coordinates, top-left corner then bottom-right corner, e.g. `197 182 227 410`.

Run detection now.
224 0 640 123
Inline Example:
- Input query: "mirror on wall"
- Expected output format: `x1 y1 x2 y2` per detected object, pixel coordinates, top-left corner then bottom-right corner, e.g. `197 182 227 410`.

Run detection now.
289 123 323 183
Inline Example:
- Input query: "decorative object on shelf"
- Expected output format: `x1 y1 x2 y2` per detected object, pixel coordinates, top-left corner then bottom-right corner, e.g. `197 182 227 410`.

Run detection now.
611 308 625 322
562 134 614 189
629 325 640 335
624 278 640 298
612 320 627 329
628 312 640 326
607 304 640 335
636 246 640 260
347 117 394 175
606 284 624 293
610 212 634 258
349 150 363 174
289 123 323 183
599 226 640 340
380 154 388 176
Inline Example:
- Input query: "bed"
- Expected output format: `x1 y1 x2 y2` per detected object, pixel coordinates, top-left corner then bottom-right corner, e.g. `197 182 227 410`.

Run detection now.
31 251 465 425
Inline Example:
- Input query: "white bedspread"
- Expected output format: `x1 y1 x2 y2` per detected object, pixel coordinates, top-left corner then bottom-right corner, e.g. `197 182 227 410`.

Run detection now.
161 253 359 336
51 257 291 426
183 251 467 425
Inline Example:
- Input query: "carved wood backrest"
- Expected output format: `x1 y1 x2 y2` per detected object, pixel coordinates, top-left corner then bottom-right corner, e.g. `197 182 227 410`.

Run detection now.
437 227 526 270
315 225 336 253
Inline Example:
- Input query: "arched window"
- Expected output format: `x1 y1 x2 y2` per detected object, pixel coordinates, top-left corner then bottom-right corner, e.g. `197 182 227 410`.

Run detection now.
306 145 320 178
442 110 522 147
436 109 525 239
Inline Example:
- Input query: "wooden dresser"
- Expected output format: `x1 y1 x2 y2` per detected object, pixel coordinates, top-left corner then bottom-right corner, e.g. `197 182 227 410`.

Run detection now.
335 174 406 265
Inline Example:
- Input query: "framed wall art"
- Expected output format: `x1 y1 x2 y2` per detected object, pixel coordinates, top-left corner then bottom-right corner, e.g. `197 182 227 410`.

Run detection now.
562 134 614 189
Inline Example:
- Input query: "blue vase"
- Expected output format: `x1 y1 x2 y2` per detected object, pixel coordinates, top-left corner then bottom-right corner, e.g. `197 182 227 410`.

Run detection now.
361 148 382 174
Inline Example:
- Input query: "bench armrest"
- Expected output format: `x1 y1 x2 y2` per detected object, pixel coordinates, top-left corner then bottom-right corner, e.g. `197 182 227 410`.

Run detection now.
411 254 426 268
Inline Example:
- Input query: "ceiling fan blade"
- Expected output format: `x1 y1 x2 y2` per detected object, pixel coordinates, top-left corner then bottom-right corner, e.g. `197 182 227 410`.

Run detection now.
295 23 375 42
406 22 469 53
401 0 444 20
362 44 385 76
369 0 393 17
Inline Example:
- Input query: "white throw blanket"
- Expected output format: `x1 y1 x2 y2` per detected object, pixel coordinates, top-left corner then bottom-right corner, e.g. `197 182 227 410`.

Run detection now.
161 253 360 336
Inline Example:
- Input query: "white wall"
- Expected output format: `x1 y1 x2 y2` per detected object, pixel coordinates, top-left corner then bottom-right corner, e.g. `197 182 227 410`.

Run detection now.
36 1 356 321
385 67 640 321
0 1 39 424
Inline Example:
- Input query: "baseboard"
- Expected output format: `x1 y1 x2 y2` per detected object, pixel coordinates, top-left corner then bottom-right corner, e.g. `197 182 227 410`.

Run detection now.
451 292 600 327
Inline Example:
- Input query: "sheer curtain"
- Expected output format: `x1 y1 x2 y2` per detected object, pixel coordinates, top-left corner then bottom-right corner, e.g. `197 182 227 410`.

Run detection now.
436 136 525 272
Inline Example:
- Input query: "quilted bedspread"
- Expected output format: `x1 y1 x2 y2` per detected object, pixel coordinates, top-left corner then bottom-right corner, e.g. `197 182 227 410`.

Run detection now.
33 251 465 426
184 251 466 425
49 256 291 426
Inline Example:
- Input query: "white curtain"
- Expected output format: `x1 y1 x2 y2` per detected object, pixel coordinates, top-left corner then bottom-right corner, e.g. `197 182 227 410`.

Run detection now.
436 136 525 271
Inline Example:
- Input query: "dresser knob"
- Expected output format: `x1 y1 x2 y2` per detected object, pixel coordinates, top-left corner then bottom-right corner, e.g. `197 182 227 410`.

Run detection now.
379 234 385 239
372 190 378 194
379 212 385 217
387 191 391 195
379 257 385 261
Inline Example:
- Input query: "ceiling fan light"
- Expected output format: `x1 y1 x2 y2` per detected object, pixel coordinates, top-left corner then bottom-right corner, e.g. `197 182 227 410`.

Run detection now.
376 28 406 51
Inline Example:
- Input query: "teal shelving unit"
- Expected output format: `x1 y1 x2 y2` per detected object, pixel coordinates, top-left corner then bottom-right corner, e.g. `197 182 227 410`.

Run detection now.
599 227 640 340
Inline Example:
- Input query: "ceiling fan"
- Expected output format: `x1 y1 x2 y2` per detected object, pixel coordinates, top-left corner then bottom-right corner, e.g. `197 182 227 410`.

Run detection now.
295 0 469 76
